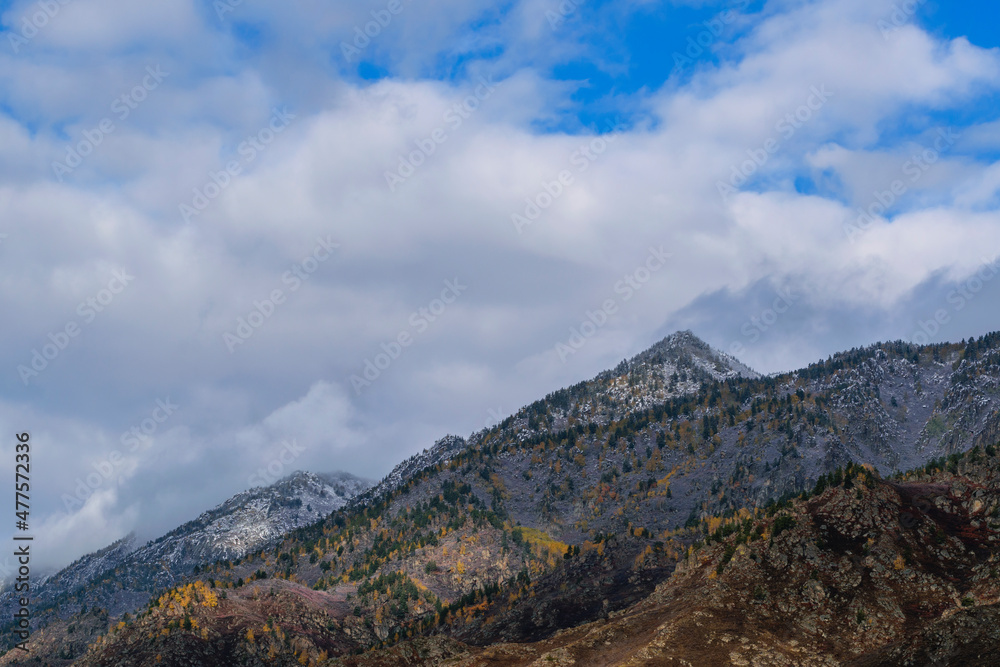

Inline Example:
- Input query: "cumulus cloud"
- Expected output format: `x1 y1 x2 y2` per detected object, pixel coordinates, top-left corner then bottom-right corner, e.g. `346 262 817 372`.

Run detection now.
2 0 1000 571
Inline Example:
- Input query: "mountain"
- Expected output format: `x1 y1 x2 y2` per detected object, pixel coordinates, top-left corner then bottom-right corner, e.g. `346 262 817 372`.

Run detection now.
42 436 1000 666
352 330 758 511
0 471 370 658
5 330 1000 665
322 445 1000 666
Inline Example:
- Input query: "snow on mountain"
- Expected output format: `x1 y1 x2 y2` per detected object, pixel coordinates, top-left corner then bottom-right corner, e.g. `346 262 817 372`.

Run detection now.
134 471 371 567
0 470 371 619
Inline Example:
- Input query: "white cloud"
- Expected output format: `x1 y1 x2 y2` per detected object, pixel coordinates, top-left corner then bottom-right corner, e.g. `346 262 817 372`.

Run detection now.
3 0 1000 573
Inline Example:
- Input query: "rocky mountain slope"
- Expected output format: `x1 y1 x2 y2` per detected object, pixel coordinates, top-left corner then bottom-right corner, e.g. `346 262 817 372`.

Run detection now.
0 471 370 659
317 444 1000 666
50 439 1000 666
6 330 1000 665
341 332 1000 557
351 331 759 511
132 471 372 569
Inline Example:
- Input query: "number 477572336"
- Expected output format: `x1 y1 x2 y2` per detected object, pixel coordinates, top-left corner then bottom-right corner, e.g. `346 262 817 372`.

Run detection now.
15 432 30 529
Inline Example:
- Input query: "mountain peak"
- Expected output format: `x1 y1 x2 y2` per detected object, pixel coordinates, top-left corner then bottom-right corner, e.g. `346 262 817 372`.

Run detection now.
663 328 702 343
634 330 759 379
269 470 373 495
350 435 468 508
1 469 372 623
587 330 759 397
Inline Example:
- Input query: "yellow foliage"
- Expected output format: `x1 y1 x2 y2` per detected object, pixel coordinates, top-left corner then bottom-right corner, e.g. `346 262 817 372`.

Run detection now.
633 544 654 567
517 526 570 560
645 449 662 472
893 555 906 571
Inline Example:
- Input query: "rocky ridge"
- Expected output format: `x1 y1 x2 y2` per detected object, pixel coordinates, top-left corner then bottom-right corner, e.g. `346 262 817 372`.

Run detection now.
0 471 371 648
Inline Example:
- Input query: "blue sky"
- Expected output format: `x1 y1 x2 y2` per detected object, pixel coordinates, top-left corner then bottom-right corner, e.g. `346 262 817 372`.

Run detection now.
1 0 999 574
